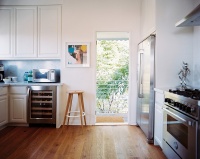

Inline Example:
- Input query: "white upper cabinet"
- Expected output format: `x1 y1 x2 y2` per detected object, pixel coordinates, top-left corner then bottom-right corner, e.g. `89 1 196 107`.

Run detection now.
38 6 61 58
0 7 13 58
14 6 37 58
0 5 61 59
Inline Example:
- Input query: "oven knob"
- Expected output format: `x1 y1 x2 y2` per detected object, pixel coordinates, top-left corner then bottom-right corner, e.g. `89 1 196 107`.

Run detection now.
174 142 178 150
188 121 192 126
179 103 183 110
164 98 168 102
177 102 182 108
165 98 174 104
170 99 174 104
165 98 170 103
182 104 187 111
179 104 186 110
186 107 191 113
191 107 195 112
174 102 178 107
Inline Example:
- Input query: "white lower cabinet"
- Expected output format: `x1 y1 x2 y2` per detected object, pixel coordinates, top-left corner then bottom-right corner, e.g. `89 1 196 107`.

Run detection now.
9 95 27 123
9 86 27 123
0 95 8 126
154 90 164 148
154 103 163 147
0 87 8 127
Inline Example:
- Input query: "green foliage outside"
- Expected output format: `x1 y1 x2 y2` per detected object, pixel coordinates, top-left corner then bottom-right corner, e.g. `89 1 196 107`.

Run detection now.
96 40 129 113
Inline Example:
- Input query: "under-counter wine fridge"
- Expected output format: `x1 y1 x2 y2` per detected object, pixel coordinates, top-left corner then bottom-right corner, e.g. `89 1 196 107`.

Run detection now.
27 86 57 125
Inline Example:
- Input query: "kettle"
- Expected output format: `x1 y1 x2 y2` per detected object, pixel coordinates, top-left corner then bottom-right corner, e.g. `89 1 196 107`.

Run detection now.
0 74 3 81
0 64 4 82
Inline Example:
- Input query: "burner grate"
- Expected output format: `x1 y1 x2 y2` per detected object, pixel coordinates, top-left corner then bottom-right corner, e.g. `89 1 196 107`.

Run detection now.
169 89 200 100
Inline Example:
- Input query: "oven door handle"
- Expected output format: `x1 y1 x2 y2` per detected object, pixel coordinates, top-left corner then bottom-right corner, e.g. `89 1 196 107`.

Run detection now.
163 107 186 123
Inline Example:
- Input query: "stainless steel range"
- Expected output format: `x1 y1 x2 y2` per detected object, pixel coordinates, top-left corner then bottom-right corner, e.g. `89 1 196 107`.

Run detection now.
163 89 200 159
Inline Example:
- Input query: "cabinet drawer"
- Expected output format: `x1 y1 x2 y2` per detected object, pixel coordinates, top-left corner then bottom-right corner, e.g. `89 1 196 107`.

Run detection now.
0 87 8 95
9 86 27 94
155 92 164 104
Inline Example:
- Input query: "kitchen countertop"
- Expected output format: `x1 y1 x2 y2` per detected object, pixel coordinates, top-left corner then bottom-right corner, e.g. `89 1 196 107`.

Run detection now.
0 82 62 86
154 87 173 94
0 83 9 87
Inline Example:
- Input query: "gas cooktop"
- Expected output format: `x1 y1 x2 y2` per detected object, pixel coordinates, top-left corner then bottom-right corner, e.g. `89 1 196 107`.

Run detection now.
165 89 200 119
169 89 200 100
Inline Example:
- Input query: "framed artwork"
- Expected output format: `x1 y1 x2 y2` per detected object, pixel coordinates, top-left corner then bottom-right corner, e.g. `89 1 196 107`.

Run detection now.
66 42 90 67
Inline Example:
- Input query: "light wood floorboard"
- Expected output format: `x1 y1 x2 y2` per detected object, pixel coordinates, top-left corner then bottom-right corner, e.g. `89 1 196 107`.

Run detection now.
0 125 167 159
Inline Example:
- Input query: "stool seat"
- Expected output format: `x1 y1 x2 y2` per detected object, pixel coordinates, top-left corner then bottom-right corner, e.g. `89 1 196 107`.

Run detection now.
63 90 86 128
67 90 84 94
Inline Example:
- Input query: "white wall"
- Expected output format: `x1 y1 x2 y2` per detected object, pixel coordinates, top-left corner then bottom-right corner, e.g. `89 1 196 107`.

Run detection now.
140 0 156 40
193 26 200 87
193 0 200 87
194 0 200 7
155 0 194 89
61 0 141 125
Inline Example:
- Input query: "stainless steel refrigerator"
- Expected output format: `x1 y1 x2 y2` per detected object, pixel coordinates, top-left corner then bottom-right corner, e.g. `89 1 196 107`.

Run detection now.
136 35 155 143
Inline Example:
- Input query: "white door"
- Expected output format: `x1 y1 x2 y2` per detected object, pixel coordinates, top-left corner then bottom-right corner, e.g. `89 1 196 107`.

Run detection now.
96 32 130 124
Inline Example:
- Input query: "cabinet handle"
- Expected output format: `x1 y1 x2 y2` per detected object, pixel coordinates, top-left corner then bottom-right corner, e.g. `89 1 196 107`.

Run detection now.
174 142 178 150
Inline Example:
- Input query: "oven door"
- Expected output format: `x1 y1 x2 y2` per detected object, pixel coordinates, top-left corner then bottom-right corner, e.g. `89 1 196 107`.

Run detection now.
163 106 197 159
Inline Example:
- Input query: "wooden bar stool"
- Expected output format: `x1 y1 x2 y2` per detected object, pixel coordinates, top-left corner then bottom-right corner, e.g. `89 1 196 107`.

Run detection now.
62 90 86 128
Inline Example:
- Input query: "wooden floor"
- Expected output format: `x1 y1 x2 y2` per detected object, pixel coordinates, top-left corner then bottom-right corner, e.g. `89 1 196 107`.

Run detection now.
0 125 167 159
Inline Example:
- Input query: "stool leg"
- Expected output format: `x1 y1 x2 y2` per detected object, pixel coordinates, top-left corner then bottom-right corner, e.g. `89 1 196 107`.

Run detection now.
62 93 72 127
78 93 83 128
67 94 73 125
80 93 86 125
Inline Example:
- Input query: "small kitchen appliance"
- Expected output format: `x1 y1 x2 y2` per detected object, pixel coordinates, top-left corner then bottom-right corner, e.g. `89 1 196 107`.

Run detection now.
0 64 4 82
32 69 60 83
163 89 200 159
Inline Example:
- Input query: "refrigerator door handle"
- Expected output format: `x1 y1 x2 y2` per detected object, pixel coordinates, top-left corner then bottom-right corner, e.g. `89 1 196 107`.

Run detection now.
138 51 144 98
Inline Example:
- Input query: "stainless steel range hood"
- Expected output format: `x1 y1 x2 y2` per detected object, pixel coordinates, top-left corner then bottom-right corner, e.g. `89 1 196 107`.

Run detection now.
176 4 200 27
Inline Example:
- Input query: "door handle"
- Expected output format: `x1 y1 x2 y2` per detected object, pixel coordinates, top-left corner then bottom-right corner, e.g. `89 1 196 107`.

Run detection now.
164 108 186 123
138 51 144 98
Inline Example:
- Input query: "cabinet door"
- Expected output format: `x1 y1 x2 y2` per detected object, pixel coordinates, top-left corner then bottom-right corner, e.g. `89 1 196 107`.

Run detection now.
0 7 13 58
38 6 61 58
154 103 163 148
0 95 8 126
10 95 27 123
14 6 37 58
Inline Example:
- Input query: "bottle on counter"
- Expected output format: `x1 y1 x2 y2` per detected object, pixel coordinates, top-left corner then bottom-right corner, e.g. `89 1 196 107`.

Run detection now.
28 70 33 82
23 72 29 82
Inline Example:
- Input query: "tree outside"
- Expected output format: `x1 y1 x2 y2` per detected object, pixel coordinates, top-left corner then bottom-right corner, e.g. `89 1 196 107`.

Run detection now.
96 40 129 114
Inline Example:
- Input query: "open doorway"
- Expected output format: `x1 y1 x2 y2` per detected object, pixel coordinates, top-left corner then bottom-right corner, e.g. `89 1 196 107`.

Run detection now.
95 32 130 125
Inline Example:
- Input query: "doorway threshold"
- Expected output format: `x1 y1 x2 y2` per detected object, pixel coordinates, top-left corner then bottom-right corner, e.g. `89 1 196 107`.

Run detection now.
95 122 128 126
